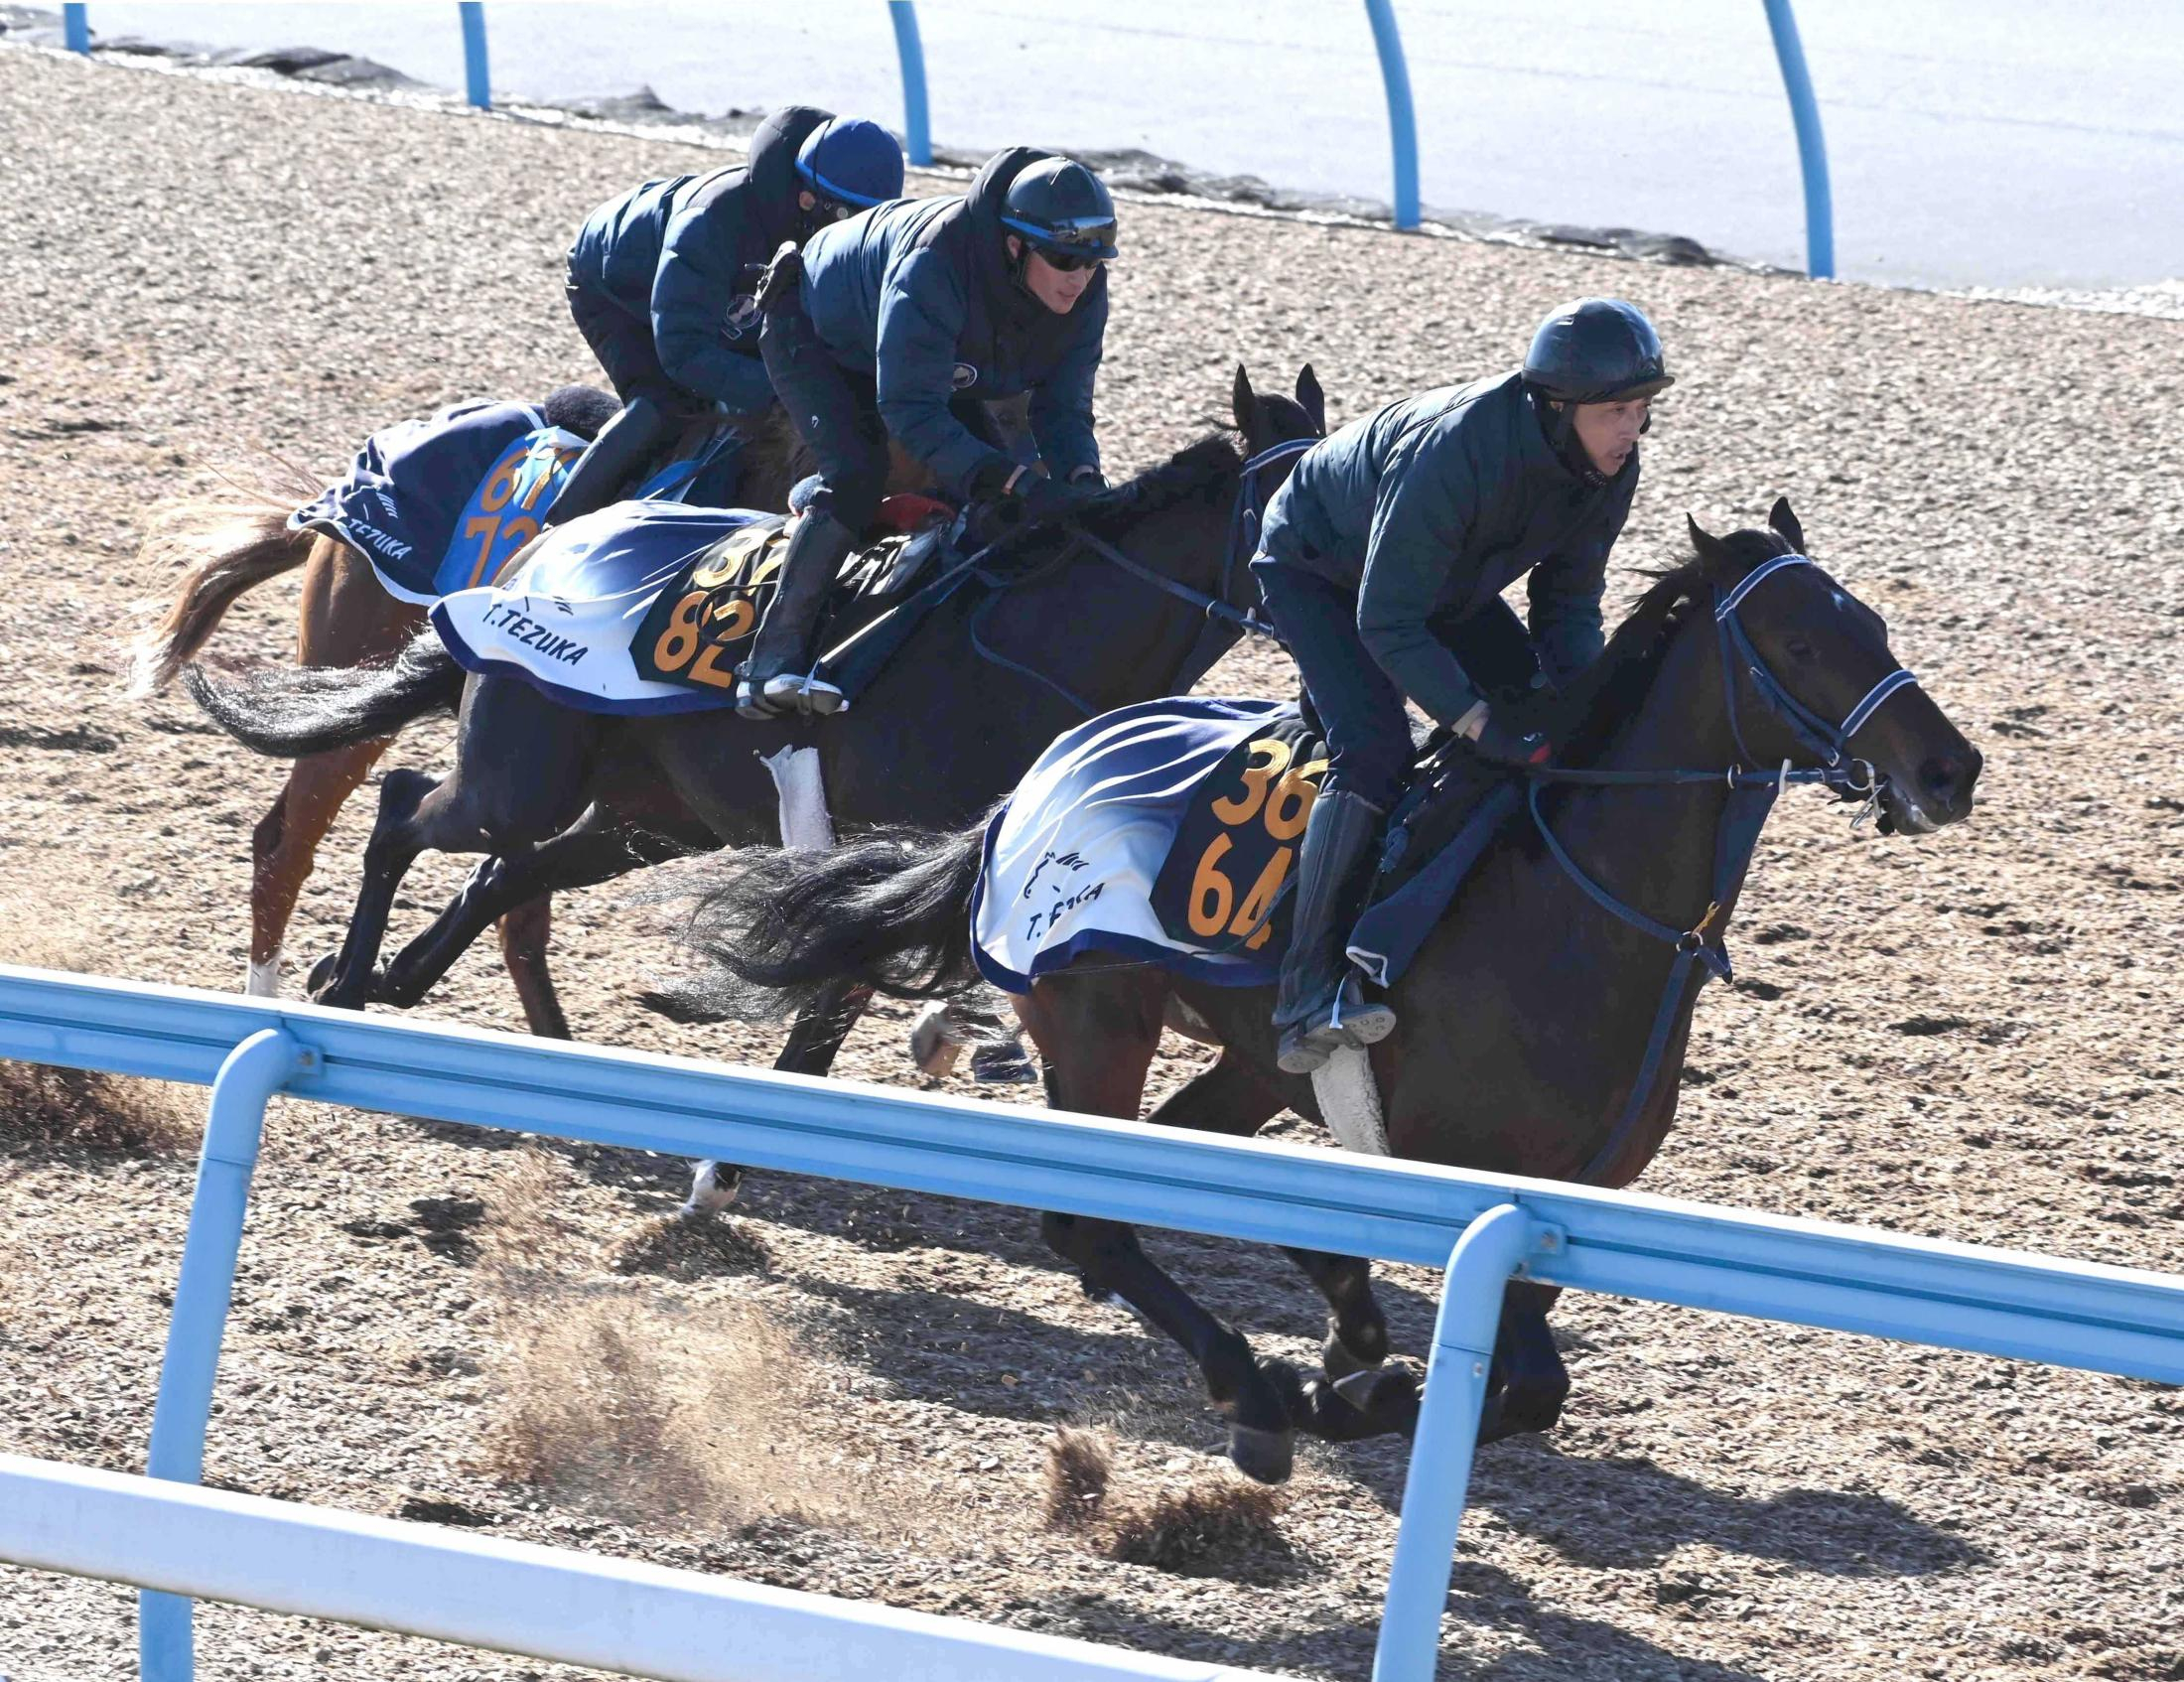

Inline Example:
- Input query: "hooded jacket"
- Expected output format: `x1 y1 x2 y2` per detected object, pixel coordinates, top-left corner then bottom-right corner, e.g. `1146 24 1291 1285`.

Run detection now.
795 147 1107 497
567 105 830 414
1258 371 1635 726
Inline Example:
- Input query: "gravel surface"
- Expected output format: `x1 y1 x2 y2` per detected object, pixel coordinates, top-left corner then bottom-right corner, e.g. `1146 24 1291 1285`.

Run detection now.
3 39 2183 1682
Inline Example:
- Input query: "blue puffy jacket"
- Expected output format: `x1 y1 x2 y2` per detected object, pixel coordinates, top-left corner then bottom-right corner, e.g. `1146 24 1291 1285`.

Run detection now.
796 147 1107 497
1258 371 1635 726
566 105 829 414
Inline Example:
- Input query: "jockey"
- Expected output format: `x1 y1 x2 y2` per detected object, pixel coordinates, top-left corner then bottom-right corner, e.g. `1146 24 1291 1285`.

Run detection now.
1249 298 1673 1074
739 147 1116 717
553 107 905 522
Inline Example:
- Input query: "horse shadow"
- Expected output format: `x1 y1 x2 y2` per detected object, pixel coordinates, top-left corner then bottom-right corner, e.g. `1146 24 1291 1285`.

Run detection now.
1337 1430 1981 1579
1062 1554 1777 1682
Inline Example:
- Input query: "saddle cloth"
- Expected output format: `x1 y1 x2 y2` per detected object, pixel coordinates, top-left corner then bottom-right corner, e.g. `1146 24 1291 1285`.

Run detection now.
432 499 954 715
292 400 590 605
970 697 1521 995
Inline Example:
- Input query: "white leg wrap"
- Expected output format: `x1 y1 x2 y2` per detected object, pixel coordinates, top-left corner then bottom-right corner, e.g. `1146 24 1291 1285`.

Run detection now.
760 745 834 851
245 954 282 998
680 1159 740 1218
1312 1044 1390 1156
909 999 966 1077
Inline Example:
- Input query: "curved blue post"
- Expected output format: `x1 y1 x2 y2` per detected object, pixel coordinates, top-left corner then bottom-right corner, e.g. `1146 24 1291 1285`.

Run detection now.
1761 0 1834 278
887 1 931 168
62 4 89 52
1362 0 1421 230
458 1 490 111
1373 1202 1535 1681
140 1028 308 1682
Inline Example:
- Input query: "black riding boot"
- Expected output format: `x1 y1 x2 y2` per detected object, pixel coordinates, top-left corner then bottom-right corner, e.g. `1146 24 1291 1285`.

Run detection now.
1274 789 1397 1075
543 395 667 527
737 511 857 719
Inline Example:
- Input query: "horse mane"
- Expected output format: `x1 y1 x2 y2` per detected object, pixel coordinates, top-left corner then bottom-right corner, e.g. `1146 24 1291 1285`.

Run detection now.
1549 526 1794 766
983 432 1244 558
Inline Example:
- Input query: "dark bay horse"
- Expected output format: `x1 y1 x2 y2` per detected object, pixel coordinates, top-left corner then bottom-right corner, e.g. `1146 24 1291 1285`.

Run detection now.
183 369 1327 1195
128 391 936 1031
649 501 1983 1482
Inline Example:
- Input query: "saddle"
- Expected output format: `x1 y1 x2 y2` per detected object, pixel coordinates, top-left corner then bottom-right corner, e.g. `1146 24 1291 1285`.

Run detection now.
629 493 963 703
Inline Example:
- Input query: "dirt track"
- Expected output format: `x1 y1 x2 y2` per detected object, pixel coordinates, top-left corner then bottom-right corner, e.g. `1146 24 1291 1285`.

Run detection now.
3 39 2183 1682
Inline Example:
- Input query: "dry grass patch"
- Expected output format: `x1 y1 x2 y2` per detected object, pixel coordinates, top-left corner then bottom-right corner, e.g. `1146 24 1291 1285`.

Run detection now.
1042 1425 1291 1577
0 900 195 1156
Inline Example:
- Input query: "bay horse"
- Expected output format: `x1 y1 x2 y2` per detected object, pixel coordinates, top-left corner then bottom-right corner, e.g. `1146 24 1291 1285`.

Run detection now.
646 501 1982 1481
181 368 1327 1201
127 390 950 1032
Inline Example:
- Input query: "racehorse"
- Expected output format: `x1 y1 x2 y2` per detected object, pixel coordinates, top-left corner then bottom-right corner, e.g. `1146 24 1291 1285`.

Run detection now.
182 368 1328 1201
644 500 1983 1482
128 391 961 1032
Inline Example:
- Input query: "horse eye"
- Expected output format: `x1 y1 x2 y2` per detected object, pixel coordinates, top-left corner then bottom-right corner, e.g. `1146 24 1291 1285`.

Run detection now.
1785 638 1817 661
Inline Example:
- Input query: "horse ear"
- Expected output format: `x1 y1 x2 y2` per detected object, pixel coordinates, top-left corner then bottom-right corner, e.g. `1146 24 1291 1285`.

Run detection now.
1296 364 1326 433
1687 512 1734 578
1768 495 1807 554
1232 364 1257 433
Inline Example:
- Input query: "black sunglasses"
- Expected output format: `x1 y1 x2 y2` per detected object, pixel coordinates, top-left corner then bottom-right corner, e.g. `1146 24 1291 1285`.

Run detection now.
1034 248 1105 273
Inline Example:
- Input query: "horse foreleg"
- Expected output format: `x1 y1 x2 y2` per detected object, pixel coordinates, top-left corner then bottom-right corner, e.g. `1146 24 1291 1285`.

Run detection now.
1149 1052 1390 1376
1020 970 1298 1484
495 897 568 1039
247 740 385 995
1477 1280 1570 1445
687 980 875 1217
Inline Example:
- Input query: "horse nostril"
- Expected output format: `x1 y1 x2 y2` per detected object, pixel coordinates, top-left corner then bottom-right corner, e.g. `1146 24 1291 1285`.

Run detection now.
1920 755 1968 805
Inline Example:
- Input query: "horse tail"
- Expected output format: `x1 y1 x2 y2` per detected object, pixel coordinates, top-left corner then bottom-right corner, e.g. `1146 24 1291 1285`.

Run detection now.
182 630 463 759
649 819 992 1025
125 468 326 697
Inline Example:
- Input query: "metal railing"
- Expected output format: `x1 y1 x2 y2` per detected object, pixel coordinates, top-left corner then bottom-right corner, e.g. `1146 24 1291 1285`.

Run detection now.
4 964 2181 1681
51 1 1838 275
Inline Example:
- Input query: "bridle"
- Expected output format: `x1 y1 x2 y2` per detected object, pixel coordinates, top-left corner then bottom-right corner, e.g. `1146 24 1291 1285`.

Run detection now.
966 434 1313 713
1525 551 1923 1184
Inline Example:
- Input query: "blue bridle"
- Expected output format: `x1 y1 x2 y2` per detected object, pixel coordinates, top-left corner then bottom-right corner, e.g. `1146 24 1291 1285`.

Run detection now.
1526 552 1923 1184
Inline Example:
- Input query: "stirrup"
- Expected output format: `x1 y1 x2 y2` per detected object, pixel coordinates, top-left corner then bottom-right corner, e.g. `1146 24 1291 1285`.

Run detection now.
1276 980 1396 1076
759 668 848 717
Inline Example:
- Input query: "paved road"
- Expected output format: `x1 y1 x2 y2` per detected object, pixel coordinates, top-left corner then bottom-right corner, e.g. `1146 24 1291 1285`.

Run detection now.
90 0 2184 290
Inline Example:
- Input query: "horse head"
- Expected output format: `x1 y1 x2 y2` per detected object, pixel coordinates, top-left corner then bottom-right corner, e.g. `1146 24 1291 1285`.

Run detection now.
1686 498 1981 834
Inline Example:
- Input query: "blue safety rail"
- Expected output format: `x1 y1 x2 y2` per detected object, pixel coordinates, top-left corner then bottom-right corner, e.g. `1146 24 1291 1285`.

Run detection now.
3 965 2180 1682
457 1 489 110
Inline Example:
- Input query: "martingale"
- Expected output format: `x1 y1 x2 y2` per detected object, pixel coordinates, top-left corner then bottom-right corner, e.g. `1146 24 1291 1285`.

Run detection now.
629 519 789 693
1150 712 1327 955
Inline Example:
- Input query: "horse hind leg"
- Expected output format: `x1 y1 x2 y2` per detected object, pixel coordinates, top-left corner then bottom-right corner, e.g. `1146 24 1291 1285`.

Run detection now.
1021 970 1298 1484
247 740 387 994
495 896 569 1039
688 980 875 1217
1477 1281 1570 1446
310 766 444 1009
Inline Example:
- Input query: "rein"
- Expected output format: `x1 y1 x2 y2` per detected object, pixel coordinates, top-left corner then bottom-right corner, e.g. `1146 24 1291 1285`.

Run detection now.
967 437 1310 715
1528 553 1922 1186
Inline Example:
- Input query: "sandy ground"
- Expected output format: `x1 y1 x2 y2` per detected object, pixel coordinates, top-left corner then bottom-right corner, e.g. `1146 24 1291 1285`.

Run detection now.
2 38 2182 1682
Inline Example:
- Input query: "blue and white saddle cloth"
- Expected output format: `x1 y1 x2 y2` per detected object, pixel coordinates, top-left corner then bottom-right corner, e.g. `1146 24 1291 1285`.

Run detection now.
970 695 1524 997
971 698 1323 993
431 502 776 715
291 400 590 605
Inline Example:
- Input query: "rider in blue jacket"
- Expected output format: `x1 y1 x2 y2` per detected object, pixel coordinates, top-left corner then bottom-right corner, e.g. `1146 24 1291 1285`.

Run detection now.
553 106 904 521
739 147 1116 717
1251 298 1674 1073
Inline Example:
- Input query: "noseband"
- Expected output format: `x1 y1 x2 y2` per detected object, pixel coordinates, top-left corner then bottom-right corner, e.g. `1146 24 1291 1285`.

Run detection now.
1529 551 1923 1185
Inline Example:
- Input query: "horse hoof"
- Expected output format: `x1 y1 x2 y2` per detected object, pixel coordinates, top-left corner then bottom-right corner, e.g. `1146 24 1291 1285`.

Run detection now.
1331 1367 1422 1436
680 1159 743 1218
908 1001 964 1077
306 951 340 997
969 1040 1037 1084
1227 1423 1295 1485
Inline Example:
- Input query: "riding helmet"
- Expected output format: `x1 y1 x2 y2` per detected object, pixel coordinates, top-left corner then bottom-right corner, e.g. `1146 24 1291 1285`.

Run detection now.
1000 157 1119 261
794 117 905 210
1522 299 1674 403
